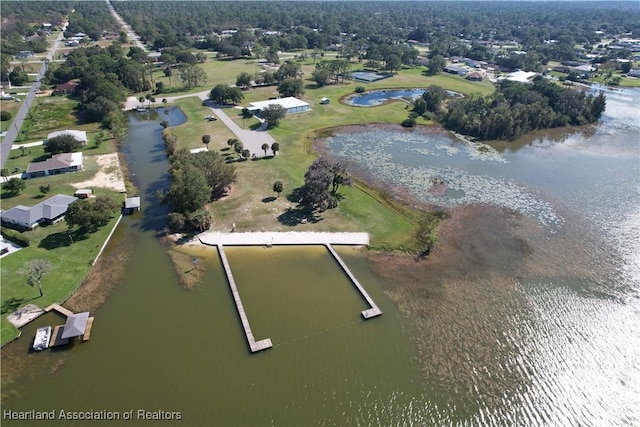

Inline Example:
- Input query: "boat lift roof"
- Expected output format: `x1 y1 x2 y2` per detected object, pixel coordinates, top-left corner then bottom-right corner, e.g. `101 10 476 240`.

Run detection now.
60 312 90 339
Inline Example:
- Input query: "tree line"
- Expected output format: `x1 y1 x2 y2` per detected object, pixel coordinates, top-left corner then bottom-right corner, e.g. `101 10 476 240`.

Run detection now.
162 133 237 232
414 78 607 141
110 1 639 72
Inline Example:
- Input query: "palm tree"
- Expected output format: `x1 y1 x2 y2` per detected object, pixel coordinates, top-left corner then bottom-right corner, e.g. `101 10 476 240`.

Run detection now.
261 143 269 157
271 142 280 156
138 96 145 108
202 134 211 148
150 96 156 109
233 140 243 156
273 180 283 198
145 93 152 109
162 98 168 109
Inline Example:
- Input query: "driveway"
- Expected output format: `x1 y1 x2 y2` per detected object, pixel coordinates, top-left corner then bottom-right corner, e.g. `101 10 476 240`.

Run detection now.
206 104 276 158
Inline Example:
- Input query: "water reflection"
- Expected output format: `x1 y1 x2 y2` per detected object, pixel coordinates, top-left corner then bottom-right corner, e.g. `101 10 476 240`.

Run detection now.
325 88 640 425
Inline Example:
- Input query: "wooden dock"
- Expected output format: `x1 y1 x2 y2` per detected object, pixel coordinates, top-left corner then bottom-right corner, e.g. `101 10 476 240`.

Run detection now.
325 244 382 319
44 303 73 317
48 325 70 347
82 317 94 341
217 244 272 353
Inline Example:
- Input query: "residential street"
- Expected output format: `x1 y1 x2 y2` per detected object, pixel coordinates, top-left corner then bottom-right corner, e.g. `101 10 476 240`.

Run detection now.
0 22 67 168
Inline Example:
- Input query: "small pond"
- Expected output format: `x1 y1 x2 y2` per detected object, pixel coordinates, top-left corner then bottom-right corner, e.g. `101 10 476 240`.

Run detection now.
343 88 462 107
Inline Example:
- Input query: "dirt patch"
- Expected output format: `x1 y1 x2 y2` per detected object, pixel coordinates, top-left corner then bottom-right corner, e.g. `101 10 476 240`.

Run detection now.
6 304 44 328
71 153 126 193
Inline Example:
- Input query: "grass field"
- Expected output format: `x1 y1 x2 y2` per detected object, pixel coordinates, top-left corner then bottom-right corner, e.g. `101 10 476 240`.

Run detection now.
16 96 101 143
161 60 481 248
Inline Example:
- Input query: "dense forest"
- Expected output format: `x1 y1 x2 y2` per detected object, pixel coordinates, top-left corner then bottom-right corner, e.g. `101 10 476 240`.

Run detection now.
1 0 635 143
112 1 640 67
436 79 606 140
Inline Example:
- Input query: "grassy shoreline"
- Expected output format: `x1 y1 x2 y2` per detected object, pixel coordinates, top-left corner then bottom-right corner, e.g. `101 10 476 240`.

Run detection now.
164 63 487 252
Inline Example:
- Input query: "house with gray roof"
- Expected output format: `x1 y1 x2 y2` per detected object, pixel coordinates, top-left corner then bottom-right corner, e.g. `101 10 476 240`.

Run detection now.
444 65 468 75
26 152 83 178
1 194 78 229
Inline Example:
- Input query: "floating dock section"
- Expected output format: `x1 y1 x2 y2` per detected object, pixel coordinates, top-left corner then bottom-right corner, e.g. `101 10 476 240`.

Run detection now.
325 244 382 319
217 244 273 353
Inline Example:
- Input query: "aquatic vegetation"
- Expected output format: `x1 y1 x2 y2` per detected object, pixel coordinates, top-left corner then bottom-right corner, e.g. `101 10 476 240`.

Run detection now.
323 127 563 228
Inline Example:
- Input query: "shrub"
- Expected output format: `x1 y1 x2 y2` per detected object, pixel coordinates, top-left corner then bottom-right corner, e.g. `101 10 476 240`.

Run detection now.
401 117 417 128
355 86 366 93
0 111 12 121
1 227 31 247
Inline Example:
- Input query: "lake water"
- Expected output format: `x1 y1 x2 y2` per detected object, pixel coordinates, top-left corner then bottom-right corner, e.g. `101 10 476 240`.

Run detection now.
2 86 639 426
343 88 461 107
321 86 640 425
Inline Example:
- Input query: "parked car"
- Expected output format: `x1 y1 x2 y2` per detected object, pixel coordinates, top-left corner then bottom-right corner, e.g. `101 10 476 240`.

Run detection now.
205 115 217 121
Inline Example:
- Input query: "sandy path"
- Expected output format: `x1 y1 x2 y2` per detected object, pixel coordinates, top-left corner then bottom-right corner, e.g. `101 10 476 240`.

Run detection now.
72 153 126 193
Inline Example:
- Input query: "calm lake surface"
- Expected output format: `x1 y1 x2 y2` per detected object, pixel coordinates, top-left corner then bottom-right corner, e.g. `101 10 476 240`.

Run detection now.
343 88 461 107
3 86 640 426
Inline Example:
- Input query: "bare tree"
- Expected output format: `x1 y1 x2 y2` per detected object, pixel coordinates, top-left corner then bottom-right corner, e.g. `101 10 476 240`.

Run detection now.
19 259 51 297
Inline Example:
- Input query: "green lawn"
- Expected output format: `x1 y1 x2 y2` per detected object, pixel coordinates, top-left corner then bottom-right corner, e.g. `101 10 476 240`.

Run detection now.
3 137 113 176
155 58 496 249
1 214 122 344
17 96 101 143
169 97 236 150
614 76 640 87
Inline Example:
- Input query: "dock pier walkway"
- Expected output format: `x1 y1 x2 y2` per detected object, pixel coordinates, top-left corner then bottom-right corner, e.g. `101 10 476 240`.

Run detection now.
325 244 382 319
216 244 273 353
202 232 382 352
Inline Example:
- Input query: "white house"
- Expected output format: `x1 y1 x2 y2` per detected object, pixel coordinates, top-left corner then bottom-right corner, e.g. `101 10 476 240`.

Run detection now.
499 70 538 84
248 97 310 116
26 152 83 178
0 194 78 229
46 129 88 146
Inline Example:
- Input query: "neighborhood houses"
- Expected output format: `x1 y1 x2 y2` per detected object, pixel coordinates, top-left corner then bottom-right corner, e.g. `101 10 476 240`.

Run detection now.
25 152 83 179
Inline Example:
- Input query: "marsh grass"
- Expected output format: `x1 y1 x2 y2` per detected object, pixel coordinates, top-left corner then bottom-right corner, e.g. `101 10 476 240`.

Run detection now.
167 248 205 290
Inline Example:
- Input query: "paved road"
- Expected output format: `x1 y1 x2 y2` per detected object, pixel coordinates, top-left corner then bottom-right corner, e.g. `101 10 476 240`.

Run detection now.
105 0 147 52
0 22 68 169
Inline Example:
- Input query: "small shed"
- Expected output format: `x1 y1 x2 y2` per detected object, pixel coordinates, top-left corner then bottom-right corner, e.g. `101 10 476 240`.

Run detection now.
61 312 90 340
74 189 93 199
124 196 141 214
